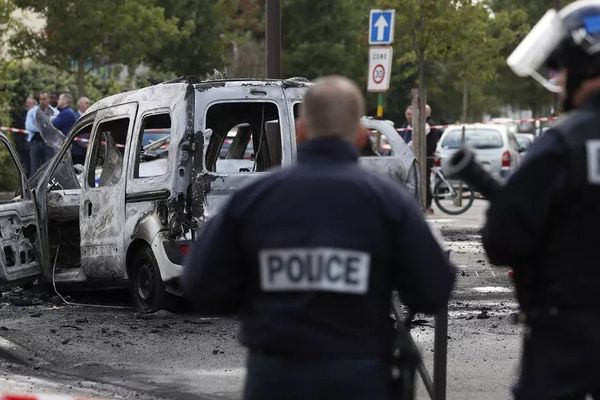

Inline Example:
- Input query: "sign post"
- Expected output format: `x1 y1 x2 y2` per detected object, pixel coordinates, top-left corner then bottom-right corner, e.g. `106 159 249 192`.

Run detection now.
367 9 395 119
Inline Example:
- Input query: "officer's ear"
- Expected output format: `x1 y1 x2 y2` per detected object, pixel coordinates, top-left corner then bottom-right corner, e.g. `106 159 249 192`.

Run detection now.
354 125 368 149
296 118 309 145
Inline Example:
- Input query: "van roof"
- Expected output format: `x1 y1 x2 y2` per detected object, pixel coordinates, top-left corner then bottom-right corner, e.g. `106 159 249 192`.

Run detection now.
87 78 310 115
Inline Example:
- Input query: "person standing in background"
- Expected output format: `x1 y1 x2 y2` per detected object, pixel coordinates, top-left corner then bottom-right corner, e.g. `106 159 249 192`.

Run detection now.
49 92 59 109
12 97 36 176
425 104 441 215
26 91 58 175
75 96 90 119
52 93 77 135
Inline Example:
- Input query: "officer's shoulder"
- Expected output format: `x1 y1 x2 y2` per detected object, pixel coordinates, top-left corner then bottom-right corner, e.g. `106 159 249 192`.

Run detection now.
521 126 567 162
354 167 418 212
550 109 596 138
225 166 298 213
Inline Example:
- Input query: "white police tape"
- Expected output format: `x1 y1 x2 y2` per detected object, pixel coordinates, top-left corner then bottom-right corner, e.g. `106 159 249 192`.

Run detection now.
0 394 105 399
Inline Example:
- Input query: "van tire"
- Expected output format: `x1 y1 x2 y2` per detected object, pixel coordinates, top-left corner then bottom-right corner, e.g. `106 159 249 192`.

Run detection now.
129 246 166 312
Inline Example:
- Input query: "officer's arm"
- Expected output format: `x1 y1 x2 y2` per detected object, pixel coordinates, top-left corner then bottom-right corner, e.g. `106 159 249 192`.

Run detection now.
394 198 456 314
52 111 67 132
482 132 566 267
182 205 245 313
25 109 36 132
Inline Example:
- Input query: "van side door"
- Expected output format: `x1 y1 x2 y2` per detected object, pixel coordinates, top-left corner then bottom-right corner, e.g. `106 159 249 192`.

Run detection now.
79 103 138 279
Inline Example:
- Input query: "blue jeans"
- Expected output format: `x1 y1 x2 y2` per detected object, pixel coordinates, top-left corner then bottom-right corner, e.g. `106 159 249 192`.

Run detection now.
243 352 393 400
29 135 54 176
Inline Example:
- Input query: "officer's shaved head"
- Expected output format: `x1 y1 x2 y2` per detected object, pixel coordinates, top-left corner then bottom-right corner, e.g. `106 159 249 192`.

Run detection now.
300 76 365 142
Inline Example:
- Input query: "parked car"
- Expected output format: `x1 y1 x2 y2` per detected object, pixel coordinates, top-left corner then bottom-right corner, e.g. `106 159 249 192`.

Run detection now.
515 133 535 156
435 124 522 183
0 78 418 311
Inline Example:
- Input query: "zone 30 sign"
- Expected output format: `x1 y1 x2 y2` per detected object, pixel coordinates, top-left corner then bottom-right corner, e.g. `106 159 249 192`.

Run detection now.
367 46 393 92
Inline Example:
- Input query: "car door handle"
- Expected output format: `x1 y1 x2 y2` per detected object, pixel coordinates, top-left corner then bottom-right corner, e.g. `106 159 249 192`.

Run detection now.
84 200 92 217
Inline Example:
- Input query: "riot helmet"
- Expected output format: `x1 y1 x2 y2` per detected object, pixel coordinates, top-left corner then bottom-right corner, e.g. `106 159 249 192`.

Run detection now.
507 0 600 110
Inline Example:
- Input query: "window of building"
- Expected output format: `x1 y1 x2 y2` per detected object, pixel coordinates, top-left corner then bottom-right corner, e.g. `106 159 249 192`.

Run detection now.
87 118 129 188
134 113 171 178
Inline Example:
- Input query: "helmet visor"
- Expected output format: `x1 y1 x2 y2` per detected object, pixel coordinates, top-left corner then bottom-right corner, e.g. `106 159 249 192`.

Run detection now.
507 9 566 93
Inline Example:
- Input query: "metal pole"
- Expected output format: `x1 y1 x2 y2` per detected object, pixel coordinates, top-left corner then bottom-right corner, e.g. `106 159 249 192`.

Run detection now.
433 305 448 400
377 93 384 118
266 0 281 79
412 88 427 209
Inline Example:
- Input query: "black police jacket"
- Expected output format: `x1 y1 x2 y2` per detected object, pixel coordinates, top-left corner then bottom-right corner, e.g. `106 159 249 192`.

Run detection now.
183 137 455 359
483 91 600 311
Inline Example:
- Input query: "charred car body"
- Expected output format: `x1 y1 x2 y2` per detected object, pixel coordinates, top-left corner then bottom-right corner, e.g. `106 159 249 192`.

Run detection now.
0 78 418 310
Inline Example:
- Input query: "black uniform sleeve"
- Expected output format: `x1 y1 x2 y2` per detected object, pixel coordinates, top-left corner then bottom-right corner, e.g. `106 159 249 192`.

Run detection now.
182 204 245 313
482 131 567 267
393 195 456 314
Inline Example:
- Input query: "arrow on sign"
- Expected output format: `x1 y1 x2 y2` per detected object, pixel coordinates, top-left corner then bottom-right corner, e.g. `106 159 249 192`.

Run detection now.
375 15 388 41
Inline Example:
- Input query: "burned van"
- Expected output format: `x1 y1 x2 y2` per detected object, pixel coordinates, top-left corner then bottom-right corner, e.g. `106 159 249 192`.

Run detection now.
0 78 417 311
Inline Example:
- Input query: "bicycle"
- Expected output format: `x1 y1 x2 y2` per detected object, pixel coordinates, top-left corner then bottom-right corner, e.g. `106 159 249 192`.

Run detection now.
432 166 476 215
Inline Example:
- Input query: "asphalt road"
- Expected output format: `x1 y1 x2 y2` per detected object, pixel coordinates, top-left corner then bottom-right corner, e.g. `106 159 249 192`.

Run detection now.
0 199 523 399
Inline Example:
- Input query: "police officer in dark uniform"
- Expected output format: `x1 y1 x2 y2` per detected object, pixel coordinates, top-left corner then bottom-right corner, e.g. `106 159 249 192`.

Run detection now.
183 75 455 400
483 2 600 398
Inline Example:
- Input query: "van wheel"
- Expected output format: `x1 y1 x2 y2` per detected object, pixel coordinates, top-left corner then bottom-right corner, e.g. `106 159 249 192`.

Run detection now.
130 246 165 312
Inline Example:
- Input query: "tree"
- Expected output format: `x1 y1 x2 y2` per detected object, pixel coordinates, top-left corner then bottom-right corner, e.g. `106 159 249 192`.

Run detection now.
489 0 571 116
218 0 266 77
0 0 20 126
448 4 528 120
148 0 226 77
12 0 184 97
281 0 369 83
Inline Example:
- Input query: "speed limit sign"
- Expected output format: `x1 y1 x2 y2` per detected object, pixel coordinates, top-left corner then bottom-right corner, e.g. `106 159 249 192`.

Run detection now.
368 46 393 92
372 64 385 84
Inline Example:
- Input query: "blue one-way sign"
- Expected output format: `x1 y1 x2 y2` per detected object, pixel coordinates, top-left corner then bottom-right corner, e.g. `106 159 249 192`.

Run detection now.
369 9 395 45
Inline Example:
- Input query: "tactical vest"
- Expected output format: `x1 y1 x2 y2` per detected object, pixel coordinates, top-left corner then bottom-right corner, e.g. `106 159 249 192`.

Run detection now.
534 106 600 310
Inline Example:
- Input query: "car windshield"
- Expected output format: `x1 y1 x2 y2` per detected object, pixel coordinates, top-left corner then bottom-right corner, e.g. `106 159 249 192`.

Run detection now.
441 129 504 150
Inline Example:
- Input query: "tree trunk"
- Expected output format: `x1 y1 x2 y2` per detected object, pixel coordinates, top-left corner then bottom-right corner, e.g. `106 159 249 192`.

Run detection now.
77 56 86 98
413 0 428 210
461 80 468 122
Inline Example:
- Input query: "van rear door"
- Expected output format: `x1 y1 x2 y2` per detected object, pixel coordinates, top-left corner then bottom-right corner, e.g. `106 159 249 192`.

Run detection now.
192 83 293 219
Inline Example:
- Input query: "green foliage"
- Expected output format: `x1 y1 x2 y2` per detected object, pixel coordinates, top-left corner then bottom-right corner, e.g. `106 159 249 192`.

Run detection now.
149 0 226 77
0 142 21 193
3 0 569 124
216 0 265 77
12 0 185 96
281 0 369 85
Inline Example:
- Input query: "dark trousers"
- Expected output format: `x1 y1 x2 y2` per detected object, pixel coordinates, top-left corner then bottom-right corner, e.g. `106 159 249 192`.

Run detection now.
29 135 54 176
13 132 30 177
514 313 600 399
426 159 433 209
243 352 393 400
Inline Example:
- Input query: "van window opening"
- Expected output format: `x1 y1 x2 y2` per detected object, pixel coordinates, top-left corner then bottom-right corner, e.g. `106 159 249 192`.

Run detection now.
205 102 281 173
88 118 130 187
134 113 171 178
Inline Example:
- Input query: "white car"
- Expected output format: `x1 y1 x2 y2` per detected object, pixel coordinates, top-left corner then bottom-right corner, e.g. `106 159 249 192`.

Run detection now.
435 124 522 182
